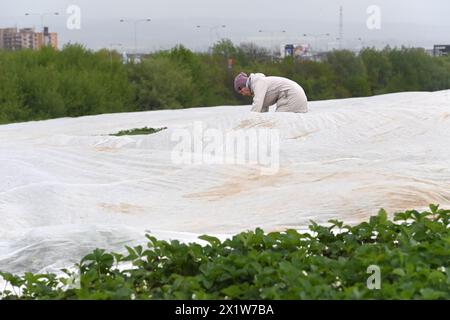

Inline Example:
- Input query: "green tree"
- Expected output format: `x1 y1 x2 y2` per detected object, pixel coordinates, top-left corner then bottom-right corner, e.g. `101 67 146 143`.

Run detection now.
128 56 196 110
360 48 393 94
326 50 371 97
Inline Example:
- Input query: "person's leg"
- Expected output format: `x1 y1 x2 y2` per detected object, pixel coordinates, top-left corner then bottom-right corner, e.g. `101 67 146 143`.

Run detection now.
276 91 308 113
260 105 269 112
275 93 288 112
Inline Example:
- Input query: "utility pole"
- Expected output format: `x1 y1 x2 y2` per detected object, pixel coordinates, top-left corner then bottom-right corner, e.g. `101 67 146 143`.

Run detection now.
196 25 226 53
339 5 344 50
120 18 151 61
258 29 287 60
25 12 59 47
25 12 59 32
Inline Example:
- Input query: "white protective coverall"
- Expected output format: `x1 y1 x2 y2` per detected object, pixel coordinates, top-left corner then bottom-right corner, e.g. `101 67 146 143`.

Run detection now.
247 73 308 113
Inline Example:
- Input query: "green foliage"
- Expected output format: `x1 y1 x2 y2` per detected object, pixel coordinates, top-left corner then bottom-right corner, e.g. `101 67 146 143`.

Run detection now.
384 47 450 92
0 45 134 124
1 205 448 300
326 50 371 97
128 54 197 110
110 126 167 136
211 39 237 59
1 43 449 125
360 48 393 94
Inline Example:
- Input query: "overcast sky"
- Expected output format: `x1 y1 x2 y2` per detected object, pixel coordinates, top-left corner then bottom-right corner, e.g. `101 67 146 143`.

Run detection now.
1 0 449 52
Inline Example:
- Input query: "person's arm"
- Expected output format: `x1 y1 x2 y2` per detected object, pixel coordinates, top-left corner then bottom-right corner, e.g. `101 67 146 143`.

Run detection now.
250 80 268 112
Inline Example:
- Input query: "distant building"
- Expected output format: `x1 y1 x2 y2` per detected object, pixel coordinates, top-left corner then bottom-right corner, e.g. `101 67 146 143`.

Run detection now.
284 44 295 57
42 27 58 49
0 28 20 49
0 27 58 50
280 43 319 60
433 45 450 56
122 51 129 64
425 49 435 56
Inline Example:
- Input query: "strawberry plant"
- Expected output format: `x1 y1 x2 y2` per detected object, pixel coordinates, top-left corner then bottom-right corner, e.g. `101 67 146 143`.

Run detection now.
110 126 167 136
1 204 448 300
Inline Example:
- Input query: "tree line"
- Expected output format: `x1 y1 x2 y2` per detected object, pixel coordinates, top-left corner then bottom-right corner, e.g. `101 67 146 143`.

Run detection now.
0 40 449 124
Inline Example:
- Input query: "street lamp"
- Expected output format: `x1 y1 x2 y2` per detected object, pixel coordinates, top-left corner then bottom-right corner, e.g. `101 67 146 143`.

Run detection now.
25 12 59 48
257 30 286 58
335 37 363 50
120 18 151 55
25 12 59 31
258 29 287 34
303 33 330 53
196 24 226 49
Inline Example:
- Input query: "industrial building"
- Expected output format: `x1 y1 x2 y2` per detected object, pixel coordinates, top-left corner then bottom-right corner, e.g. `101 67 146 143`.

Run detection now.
433 45 450 56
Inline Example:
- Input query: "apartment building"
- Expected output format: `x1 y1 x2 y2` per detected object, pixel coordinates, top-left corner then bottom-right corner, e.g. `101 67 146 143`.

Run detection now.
0 27 58 50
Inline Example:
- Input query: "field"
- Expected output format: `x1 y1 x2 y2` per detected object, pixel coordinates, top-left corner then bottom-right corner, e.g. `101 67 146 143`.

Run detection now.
1 205 448 299
1 90 449 280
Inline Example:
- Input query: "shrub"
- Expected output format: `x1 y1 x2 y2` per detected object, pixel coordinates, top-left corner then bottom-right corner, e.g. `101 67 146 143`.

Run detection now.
110 127 167 136
0 45 134 124
1 44 449 125
1 204 448 300
128 55 196 110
